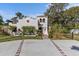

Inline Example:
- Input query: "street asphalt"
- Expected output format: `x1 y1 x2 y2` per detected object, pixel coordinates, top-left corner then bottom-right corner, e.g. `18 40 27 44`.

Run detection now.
0 39 79 56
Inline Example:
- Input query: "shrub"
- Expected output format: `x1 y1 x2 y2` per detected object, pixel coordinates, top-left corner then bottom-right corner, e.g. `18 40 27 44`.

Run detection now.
22 26 36 35
37 30 43 38
48 23 70 38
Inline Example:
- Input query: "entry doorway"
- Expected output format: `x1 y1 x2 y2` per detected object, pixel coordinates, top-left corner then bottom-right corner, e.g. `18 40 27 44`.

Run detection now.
38 27 43 33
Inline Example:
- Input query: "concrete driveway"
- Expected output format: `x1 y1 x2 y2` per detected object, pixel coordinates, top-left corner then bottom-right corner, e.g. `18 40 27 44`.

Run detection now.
20 40 61 56
0 39 79 56
53 40 79 56
0 40 21 56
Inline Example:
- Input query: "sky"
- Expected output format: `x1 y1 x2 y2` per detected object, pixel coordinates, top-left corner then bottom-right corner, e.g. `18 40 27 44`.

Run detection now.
0 3 48 22
0 3 79 22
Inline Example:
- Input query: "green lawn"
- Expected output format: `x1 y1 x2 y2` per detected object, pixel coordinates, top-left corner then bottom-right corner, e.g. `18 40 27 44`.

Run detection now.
0 35 42 42
0 35 19 42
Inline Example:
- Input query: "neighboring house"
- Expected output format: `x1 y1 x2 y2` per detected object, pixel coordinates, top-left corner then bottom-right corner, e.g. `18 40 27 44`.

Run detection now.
70 18 79 34
9 16 48 36
70 29 79 34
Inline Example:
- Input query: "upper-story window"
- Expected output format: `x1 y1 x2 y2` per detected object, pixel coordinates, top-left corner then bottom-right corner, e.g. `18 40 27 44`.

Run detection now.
43 18 45 22
27 20 29 23
40 18 42 22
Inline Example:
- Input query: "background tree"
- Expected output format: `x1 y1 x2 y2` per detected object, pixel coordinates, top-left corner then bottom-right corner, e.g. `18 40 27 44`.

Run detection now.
63 6 79 29
45 3 69 26
45 3 69 38
45 3 79 39
16 12 24 19
0 15 4 25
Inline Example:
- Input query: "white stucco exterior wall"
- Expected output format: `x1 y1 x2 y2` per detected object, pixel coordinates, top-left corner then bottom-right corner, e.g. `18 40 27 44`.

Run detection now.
37 16 48 36
16 17 38 30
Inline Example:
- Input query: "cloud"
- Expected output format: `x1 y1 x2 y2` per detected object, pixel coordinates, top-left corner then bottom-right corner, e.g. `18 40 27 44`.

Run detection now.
27 13 44 18
0 10 15 22
66 3 79 9
45 3 51 9
0 10 44 22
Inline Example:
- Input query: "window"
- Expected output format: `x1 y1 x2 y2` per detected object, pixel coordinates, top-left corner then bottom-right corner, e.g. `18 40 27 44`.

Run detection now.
27 20 29 23
40 18 42 22
43 18 45 22
39 18 45 22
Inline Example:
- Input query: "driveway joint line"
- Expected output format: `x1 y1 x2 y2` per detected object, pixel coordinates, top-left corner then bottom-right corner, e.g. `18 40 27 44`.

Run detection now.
15 40 24 56
50 39 67 56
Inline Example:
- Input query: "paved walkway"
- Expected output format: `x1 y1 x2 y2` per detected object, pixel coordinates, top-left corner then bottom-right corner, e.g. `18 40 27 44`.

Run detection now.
0 39 79 56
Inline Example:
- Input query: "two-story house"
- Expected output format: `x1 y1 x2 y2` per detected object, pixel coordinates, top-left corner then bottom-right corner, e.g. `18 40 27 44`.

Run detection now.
9 15 48 36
